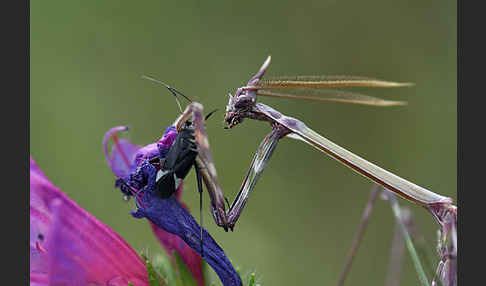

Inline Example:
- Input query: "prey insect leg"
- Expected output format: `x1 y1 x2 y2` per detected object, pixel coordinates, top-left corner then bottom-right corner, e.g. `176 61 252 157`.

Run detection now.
194 161 204 258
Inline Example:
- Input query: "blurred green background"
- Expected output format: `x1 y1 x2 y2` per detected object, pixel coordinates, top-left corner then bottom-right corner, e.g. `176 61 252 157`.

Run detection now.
30 0 456 285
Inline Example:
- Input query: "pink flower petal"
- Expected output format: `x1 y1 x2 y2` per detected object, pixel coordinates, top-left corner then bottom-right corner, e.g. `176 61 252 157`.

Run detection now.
30 156 46 177
46 199 148 286
30 272 48 286
30 156 149 286
30 156 66 275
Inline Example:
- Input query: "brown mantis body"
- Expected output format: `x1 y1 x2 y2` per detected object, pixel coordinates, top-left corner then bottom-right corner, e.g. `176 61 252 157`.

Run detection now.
222 56 454 230
160 57 456 285
173 56 454 234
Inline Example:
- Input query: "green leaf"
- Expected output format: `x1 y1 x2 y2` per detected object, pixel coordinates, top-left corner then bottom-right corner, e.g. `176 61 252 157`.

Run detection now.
152 253 176 286
248 272 256 286
146 258 166 286
140 252 168 286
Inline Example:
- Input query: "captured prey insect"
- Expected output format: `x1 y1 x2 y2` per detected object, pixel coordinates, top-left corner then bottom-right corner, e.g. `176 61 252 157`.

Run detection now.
140 76 229 229
111 82 232 262
222 56 454 230
152 121 198 199
104 80 245 285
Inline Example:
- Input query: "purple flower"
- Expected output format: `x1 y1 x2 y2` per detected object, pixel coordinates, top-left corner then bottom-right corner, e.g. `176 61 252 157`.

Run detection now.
103 126 141 178
145 181 205 286
104 126 242 286
30 156 149 286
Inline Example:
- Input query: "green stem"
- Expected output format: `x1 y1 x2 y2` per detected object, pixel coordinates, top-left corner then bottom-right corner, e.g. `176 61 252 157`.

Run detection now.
386 190 429 286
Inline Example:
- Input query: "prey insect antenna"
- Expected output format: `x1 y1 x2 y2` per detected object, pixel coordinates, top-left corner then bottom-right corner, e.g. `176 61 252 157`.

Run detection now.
141 75 193 113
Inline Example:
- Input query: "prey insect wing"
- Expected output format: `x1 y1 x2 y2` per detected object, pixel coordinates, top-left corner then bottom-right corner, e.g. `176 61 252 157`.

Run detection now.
155 124 197 199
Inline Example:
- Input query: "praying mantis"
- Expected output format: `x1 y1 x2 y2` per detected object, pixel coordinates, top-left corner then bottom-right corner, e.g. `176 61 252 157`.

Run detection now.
222 56 454 230
220 56 456 285
165 55 454 233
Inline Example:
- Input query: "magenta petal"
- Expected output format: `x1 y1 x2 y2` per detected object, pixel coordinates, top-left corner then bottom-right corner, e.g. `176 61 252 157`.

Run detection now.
103 126 141 178
30 156 46 177
30 157 66 275
46 199 148 286
30 272 48 286
30 156 149 286
157 126 178 152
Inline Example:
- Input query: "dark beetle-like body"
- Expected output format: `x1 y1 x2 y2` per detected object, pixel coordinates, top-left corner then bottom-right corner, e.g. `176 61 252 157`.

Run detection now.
155 123 198 198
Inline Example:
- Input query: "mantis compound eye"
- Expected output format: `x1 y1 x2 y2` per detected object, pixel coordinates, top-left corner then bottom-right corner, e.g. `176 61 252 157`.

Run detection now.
234 96 253 110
